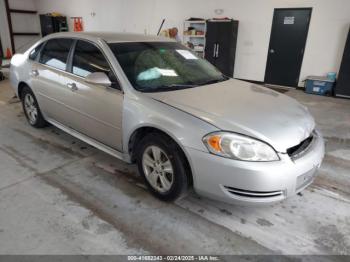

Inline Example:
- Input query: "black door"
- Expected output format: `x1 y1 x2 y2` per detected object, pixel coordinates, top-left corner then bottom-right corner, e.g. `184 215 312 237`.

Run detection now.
265 8 312 87
205 20 239 77
204 22 219 66
335 28 350 98
40 15 54 37
0 37 3 59
216 21 238 76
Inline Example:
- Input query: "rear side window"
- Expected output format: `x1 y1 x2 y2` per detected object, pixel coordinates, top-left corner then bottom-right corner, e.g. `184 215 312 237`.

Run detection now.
39 38 73 71
29 43 44 61
72 40 112 78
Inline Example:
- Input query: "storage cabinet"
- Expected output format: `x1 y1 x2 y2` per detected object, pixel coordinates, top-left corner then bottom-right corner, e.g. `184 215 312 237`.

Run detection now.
335 28 350 98
40 15 68 37
205 20 239 77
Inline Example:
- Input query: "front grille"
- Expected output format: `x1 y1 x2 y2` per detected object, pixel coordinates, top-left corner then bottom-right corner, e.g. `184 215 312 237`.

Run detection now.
287 133 315 159
224 186 284 199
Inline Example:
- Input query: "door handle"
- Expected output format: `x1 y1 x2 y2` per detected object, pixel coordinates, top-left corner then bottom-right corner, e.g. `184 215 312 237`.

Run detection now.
31 69 39 77
269 49 275 54
216 44 220 57
213 44 217 58
67 83 78 91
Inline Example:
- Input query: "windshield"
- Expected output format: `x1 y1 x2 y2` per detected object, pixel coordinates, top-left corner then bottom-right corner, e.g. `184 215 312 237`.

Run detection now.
108 42 228 92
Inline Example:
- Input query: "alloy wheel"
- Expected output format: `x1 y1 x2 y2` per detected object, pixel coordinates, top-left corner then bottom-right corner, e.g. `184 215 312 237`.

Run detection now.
24 93 38 125
142 145 174 193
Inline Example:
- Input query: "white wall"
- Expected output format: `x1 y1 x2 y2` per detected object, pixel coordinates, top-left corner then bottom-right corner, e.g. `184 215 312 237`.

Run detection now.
0 0 40 55
32 0 350 85
34 0 124 32
115 0 350 85
0 0 11 56
11 0 41 53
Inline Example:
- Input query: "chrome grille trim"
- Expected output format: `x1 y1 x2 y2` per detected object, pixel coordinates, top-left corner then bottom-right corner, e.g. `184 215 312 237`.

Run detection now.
223 186 284 198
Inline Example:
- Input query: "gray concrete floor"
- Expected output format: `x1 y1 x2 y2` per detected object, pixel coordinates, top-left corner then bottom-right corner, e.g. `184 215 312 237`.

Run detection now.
0 79 349 255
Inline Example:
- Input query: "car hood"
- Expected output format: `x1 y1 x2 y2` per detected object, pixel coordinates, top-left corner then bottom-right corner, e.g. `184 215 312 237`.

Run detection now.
146 79 315 152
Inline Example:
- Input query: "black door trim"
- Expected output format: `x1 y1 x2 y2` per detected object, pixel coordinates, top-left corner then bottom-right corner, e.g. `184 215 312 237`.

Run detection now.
264 7 313 87
0 37 3 58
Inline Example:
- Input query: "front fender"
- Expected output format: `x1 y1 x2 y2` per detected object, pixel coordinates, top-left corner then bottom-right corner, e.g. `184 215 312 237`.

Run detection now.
123 95 218 155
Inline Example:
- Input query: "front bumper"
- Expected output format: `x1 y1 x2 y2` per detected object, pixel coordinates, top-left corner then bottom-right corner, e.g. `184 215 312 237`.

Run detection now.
186 131 325 205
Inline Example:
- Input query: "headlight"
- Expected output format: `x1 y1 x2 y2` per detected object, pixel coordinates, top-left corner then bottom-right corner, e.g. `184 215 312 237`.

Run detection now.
203 132 279 162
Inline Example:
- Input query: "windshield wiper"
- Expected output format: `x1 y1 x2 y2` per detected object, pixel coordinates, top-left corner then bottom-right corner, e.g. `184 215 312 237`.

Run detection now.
160 83 199 90
138 76 229 93
199 75 230 86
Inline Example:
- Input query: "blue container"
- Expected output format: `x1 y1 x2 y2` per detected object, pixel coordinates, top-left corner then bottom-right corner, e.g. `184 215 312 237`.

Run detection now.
327 72 337 81
305 76 334 96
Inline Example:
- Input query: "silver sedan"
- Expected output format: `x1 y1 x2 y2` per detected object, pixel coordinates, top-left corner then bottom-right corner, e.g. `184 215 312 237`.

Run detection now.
10 32 325 205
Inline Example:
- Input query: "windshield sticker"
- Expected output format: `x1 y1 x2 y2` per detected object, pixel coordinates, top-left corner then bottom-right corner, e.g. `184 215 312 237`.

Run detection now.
137 67 178 81
157 68 178 77
176 50 198 60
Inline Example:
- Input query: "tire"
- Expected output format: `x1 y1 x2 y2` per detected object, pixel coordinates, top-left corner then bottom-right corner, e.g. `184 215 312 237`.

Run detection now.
21 86 47 128
136 133 189 201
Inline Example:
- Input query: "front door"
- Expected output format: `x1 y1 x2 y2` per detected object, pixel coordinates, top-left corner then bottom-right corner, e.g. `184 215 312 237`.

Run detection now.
61 40 123 151
265 8 312 87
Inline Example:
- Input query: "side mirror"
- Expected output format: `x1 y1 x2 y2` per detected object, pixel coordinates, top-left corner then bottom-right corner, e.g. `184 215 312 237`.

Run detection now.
85 72 112 87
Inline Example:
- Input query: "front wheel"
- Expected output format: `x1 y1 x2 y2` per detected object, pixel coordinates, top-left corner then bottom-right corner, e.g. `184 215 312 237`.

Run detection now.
21 86 47 128
136 133 189 201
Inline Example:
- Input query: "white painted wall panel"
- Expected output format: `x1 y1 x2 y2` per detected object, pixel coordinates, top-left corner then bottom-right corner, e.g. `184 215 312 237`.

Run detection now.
0 0 11 56
0 0 40 54
29 0 350 85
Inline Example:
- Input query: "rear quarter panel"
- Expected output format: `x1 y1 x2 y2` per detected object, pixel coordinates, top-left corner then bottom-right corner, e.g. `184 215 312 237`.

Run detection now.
10 53 33 97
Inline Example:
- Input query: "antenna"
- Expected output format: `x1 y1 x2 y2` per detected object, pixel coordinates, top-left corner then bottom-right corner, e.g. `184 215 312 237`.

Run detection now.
157 19 165 36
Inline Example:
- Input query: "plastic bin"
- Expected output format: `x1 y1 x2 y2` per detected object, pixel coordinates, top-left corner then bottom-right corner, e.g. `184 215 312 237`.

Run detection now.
305 76 335 96
327 72 337 81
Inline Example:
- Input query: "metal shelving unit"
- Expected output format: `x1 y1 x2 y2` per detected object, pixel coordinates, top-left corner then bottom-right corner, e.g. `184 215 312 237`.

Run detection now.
183 20 207 58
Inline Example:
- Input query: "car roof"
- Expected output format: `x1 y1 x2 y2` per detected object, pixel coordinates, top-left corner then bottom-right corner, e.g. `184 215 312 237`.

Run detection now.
45 32 174 43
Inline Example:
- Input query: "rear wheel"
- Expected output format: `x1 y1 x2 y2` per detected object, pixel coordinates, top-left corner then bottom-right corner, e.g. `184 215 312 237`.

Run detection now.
21 86 47 128
136 133 189 201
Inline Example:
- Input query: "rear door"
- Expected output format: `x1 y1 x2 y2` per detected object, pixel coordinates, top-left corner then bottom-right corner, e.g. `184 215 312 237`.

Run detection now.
32 38 74 124
61 40 123 151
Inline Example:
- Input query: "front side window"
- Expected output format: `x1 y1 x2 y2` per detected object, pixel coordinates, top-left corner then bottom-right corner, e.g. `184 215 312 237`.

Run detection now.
72 40 112 78
39 38 73 71
108 42 227 92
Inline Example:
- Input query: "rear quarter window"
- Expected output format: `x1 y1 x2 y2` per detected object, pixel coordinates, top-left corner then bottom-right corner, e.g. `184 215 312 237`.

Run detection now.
28 43 44 61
